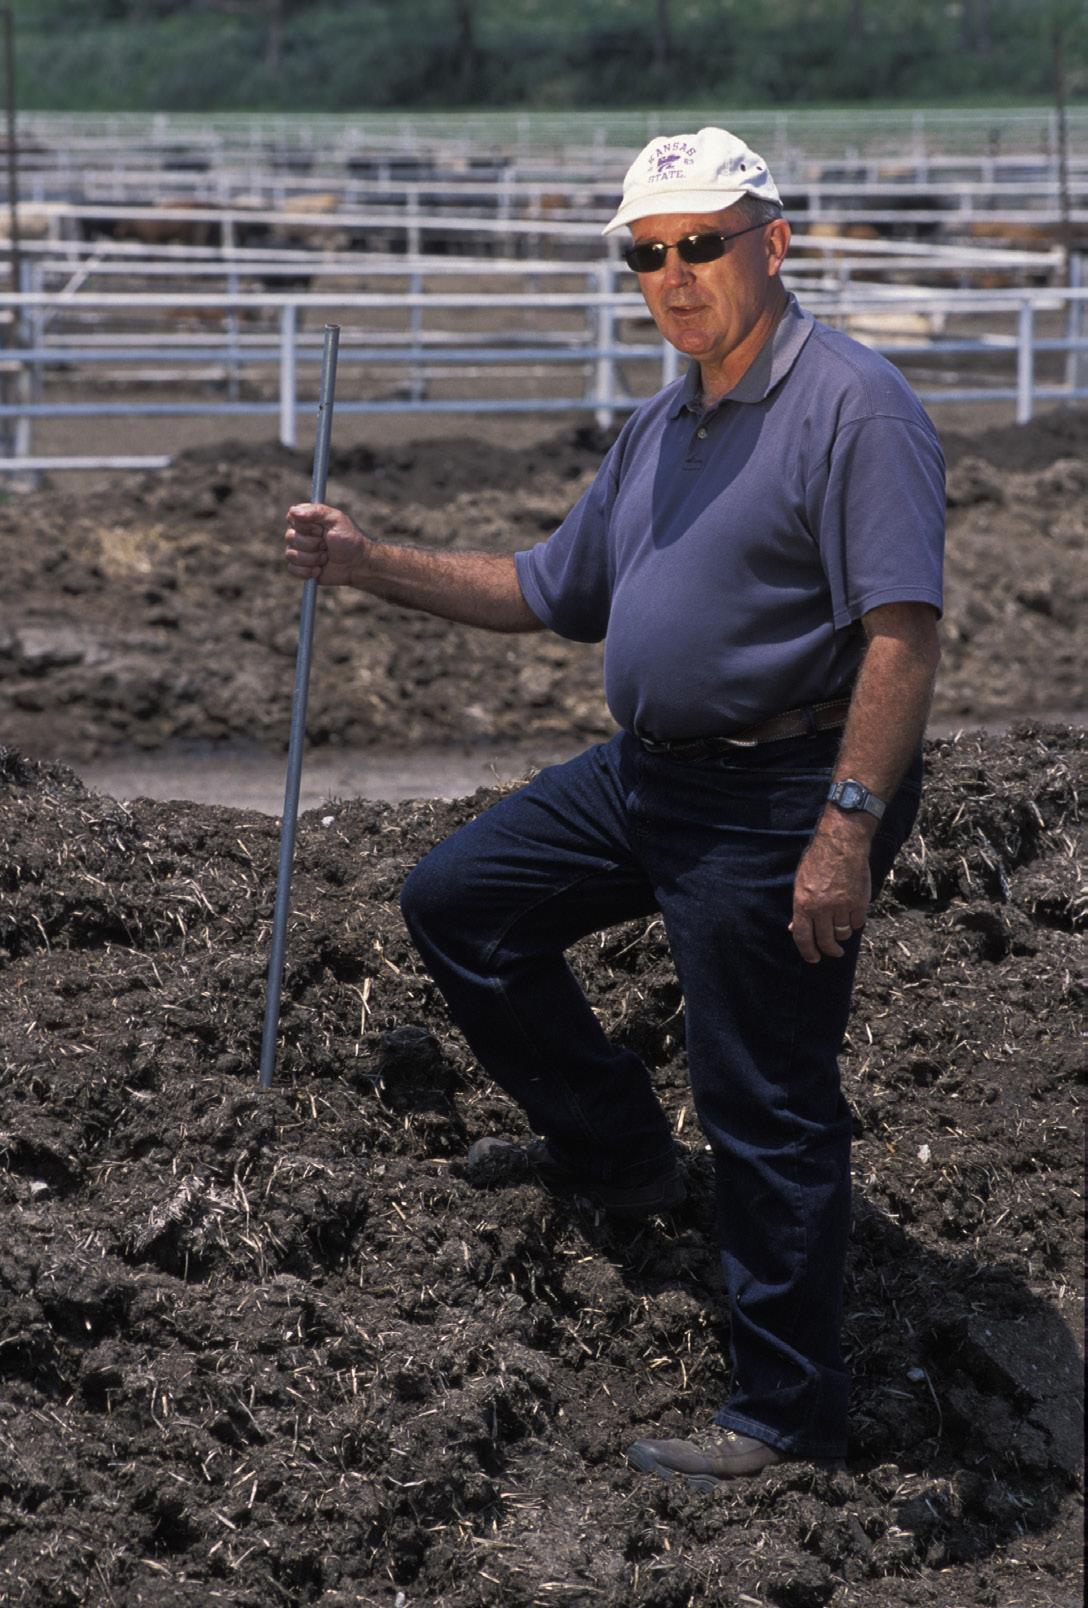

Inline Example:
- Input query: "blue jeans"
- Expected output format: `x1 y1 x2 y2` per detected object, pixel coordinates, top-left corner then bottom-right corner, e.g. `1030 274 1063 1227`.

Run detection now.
400 728 921 1459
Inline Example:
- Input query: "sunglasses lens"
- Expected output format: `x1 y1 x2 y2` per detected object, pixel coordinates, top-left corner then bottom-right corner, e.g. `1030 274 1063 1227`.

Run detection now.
624 244 665 273
677 233 727 264
624 233 730 272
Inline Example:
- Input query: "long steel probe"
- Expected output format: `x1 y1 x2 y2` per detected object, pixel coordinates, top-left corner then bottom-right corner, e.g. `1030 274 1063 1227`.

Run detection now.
258 322 340 1089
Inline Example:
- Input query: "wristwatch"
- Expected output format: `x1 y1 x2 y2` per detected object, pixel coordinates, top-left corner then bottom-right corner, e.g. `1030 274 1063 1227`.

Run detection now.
827 778 886 821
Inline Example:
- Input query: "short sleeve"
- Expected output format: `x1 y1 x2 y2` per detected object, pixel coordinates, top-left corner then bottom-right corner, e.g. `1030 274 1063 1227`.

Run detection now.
808 414 945 628
514 441 624 643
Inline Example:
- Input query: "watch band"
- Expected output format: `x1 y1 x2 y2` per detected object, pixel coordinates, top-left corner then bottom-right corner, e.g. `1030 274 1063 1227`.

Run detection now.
827 778 886 820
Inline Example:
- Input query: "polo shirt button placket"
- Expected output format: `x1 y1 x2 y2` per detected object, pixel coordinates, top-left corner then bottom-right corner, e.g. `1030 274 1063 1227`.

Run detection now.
684 416 710 469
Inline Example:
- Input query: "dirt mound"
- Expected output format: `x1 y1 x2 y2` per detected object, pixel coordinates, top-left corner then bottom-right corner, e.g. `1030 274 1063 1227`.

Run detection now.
2 415 1085 763
173 424 617 509
941 403 1088 474
0 728 1082 1607
939 451 1086 722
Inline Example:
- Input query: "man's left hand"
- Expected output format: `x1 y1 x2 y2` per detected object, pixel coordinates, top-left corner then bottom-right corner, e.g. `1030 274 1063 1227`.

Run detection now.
789 814 873 963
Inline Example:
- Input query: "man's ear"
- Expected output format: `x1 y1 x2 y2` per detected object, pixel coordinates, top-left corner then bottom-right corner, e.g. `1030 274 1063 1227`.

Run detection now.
765 219 791 278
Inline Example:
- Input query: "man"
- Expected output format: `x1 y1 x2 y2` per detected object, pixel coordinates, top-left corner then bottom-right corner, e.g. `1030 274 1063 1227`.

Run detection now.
284 127 944 1486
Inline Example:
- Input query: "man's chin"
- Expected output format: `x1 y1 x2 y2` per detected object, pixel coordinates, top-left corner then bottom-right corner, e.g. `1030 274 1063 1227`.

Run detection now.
665 316 707 345
667 326 712 356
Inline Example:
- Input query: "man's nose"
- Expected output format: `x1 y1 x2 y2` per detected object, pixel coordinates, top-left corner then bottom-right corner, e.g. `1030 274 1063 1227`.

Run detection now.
660 248 695 285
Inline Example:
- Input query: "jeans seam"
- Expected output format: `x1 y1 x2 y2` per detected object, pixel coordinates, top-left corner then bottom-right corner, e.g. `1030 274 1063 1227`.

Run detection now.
477 862 624 971
774 959 818 1353
751 954 837 1448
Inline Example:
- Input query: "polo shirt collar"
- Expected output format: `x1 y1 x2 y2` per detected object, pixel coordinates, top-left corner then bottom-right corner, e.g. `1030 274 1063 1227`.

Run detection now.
667 292 814 417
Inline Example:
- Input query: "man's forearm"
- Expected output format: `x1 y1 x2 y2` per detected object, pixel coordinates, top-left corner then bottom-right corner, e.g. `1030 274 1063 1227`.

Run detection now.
790 605 940 962
809 608 939 866
827 628 939 819
354 544 544 634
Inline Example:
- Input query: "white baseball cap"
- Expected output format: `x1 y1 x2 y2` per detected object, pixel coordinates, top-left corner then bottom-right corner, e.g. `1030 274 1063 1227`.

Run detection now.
602 126 781 236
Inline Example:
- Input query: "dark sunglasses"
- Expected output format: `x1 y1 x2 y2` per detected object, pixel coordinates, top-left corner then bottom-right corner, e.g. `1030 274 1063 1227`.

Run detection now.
623 220 768 274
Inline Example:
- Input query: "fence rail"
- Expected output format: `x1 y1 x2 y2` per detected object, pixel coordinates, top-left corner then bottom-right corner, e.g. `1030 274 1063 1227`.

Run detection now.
1 275 1086 476
9 193 1084 258
7 161 1088 214
11 106 1088 162
6 236 1065 285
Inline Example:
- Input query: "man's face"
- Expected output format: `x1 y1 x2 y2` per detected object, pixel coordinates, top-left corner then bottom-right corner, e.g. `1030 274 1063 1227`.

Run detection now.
628 205 790 371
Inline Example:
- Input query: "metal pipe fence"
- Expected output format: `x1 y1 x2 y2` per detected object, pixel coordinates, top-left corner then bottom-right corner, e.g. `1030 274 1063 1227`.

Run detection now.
11 107 1088 164
7 164 1088 216
1 278 1085 475
10 195 1084 256
10 234 1063 281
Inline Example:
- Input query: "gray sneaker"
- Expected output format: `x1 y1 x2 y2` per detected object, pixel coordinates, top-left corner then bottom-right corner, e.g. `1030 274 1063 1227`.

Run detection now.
627 1427 844 1490
466 1135 686 1219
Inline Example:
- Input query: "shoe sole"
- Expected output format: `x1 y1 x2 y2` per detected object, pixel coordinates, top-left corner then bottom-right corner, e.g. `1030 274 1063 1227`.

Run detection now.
627 1444 846 1488
627 1443 779 1487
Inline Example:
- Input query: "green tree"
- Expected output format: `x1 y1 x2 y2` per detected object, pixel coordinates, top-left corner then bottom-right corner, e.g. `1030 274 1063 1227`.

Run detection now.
8 0 1087 111
653 0 674 73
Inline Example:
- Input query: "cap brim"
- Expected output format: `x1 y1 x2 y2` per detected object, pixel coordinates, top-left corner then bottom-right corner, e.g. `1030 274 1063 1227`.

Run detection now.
601 186 750 236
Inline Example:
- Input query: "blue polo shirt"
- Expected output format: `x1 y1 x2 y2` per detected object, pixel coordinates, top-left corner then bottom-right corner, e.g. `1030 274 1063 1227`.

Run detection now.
514 294 945 740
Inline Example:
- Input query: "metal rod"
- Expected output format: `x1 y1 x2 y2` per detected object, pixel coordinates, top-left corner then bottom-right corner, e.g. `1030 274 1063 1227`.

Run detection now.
258 322 339 1090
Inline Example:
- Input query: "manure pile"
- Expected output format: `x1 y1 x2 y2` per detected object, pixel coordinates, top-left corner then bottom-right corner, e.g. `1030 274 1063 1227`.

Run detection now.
1 408 1085 762
0 727 1083 1608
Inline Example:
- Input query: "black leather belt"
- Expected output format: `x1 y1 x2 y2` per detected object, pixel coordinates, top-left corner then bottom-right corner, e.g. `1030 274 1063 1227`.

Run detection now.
639 697 852 759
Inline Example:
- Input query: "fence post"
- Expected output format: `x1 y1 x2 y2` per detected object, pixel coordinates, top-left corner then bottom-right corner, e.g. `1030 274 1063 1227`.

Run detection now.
1065 254 1083 398
226 266 241 402
406 190 421 258
775 112 787 172
408 265 425 402
912 112 928 185
1016 297 1035 425
14 257 34 476
279 303 297 449
221 214 240 401
593 260 616 430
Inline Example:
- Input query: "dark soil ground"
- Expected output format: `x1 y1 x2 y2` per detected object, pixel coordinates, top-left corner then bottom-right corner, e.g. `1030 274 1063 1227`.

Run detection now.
0 723 1083 1608
0 406 1085 1607
2 408 1086 763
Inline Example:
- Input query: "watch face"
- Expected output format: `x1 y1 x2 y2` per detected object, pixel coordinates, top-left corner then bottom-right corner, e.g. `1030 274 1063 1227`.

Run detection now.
840 782 863 809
